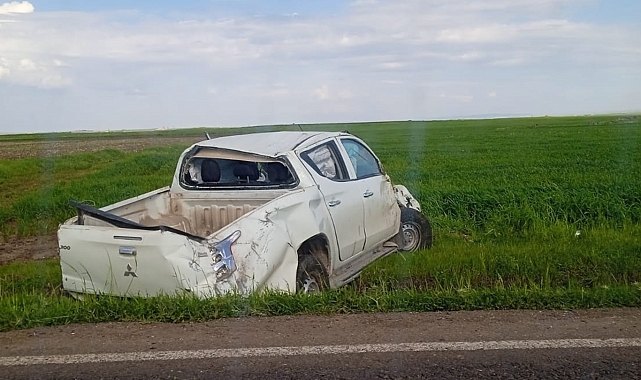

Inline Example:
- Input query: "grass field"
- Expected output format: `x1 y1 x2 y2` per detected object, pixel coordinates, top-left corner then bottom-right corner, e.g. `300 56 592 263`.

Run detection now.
1 115 640 331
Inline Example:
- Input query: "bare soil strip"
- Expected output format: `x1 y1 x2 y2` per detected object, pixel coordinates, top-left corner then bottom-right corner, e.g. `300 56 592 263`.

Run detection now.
0 234 58 265
0 136 202 160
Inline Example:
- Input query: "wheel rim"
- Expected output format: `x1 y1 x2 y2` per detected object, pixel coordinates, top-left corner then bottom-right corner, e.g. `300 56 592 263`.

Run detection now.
402 222 421 251
302 275 320 294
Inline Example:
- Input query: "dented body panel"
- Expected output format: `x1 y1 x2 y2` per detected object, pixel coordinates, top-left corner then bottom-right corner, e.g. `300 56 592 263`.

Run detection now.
58 131 420 298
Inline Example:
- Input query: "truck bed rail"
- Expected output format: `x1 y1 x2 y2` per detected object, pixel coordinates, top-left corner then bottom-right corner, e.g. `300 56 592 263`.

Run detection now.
69 200 206 243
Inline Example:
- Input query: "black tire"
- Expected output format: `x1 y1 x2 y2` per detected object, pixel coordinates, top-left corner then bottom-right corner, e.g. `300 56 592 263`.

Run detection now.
296 243 329 294
399 207 433 251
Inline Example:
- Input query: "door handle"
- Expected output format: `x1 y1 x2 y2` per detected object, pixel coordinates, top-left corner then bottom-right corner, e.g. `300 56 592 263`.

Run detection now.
363 190 374 198
328 200 341 207
119 246 137 256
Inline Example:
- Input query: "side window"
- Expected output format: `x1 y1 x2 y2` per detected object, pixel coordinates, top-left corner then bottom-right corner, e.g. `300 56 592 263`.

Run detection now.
301 143 347 181
340 139 382 179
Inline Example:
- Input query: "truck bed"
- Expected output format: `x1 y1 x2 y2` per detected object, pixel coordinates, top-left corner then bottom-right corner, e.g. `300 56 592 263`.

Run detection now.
66 186 289 238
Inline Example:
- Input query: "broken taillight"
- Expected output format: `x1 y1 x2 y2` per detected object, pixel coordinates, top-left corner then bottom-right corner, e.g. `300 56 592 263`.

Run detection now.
210 230 241 280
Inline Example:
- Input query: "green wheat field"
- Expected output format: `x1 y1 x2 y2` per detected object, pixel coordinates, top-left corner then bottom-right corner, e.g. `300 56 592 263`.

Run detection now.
1 115 640 331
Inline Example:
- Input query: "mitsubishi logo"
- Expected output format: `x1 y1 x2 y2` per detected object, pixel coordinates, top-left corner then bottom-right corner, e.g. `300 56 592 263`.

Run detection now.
124 263 138 277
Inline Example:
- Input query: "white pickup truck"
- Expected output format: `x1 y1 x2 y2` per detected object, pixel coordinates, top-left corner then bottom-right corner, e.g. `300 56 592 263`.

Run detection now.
58 131 432 298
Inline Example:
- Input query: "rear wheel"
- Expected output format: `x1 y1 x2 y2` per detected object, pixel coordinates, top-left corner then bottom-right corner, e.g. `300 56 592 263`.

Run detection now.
296 241 329 294
399 207 433 251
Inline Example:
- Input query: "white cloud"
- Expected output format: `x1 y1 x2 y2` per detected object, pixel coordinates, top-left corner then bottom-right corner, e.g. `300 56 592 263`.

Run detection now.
311 84 353 101
0 1 34 15
39 73 70 88
380 61 406 69
439 93 474 102
0 56 71 88
488 91 497 98
337 89 353 100
436 20 589 44
260 85 294 98
0 58 9 79
0 0 639 132
19 58 36 70
437 0 578 13
455 51 485 61
437 24 516 43
314 85 330 100
491 57 526 66
0 2 633 71
125 87 146 97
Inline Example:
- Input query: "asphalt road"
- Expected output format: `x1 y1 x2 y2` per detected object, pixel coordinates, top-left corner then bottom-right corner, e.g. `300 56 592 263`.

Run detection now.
1 308 640 379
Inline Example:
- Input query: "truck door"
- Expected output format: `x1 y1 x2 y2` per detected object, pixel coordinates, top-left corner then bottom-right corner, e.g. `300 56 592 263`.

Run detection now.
338 138 400 253
301 142 366 261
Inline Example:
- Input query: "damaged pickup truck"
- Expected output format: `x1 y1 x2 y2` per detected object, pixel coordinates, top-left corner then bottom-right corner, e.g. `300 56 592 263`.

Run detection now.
58 131 432 298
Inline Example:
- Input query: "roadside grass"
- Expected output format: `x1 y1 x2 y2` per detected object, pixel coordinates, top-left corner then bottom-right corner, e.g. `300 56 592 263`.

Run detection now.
0 114 640 331
2 253 640 332
2 286 640 332
360 222 641 291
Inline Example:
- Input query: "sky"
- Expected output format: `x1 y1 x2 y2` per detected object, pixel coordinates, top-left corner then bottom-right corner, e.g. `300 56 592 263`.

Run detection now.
0 0 640 133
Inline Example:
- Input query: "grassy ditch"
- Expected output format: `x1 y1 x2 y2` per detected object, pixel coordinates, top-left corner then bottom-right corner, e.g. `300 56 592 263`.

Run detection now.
1 246 640 331
0 115 640 331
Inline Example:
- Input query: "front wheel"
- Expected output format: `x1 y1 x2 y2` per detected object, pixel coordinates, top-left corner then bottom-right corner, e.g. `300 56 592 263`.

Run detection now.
399 207 433 251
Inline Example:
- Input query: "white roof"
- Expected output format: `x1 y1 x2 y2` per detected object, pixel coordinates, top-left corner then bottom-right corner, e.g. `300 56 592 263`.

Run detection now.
195 131 346 157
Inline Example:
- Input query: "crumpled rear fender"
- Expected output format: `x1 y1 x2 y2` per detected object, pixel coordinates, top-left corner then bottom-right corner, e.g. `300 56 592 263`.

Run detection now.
204 187 335 295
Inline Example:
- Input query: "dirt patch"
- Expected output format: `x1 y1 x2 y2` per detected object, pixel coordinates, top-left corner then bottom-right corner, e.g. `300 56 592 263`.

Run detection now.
0 234 59 265
0 136 203 160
